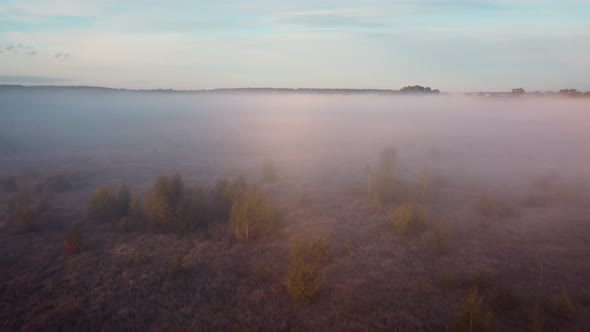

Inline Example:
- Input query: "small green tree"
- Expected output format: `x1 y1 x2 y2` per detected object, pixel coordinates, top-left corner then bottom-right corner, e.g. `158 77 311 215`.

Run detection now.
230 188 278 240
454 287 494 332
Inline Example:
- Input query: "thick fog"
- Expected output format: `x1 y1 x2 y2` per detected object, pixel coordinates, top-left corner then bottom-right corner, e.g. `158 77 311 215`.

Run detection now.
1 90 589 193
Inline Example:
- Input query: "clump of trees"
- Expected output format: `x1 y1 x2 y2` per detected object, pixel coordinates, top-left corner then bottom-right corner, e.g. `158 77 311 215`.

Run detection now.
86 173 280 236
512 88 525 95
400 85 440 94
88 185 133 223
230 188 280 240
144 175 207 231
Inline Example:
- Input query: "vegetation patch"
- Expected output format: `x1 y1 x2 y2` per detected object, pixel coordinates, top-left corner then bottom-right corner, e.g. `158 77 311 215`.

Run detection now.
88 185 131 223
285 235 328 303
391 202 427 236
7 190 52 231
144 175 207 231
454 287 494 332
230 188 279 240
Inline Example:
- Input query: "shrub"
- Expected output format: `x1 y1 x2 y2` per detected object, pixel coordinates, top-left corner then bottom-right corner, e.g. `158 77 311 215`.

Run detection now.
230 188 279 240
422 225 449 254
369 147 397 205
144 175 206 231
285 236 326 303
64 224 82 254
454 287 494 332
7 190 51 231
261 159 278 182
391 202 427 236
88 185 131 223
1 176 18 192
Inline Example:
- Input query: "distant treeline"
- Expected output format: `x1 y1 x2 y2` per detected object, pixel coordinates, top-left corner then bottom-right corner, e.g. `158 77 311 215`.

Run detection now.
468 88 590 98
0 85 442 95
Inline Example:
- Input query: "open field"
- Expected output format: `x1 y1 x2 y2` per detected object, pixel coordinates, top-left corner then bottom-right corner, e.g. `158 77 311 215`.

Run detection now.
1 90 590 331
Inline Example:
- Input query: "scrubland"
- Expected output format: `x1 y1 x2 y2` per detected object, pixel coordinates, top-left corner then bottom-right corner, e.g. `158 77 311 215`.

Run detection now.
1 91 590 331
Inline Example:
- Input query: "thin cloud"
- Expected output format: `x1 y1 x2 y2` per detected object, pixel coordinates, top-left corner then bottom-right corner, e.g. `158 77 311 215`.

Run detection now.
54 52 71 59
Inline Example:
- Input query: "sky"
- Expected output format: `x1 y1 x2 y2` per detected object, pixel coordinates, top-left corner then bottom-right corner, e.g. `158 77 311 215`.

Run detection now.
0 0 589 91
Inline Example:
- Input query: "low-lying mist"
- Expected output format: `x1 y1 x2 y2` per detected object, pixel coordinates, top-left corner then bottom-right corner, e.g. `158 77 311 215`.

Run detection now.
1 90 588 189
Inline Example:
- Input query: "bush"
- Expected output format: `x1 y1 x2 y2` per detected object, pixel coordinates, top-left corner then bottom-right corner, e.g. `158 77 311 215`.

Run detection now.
144 175 206 231
391 203 427 236
88 185 130 223
261 159 278 182
454 287 494 332
7 190 52 231
1 176 18 192
285 236 327 303
369 147 397 205
64 224 82 254
230 188 279 240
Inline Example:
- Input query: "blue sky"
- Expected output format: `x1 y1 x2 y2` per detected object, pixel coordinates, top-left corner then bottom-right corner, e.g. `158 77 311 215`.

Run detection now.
1 0 589 91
